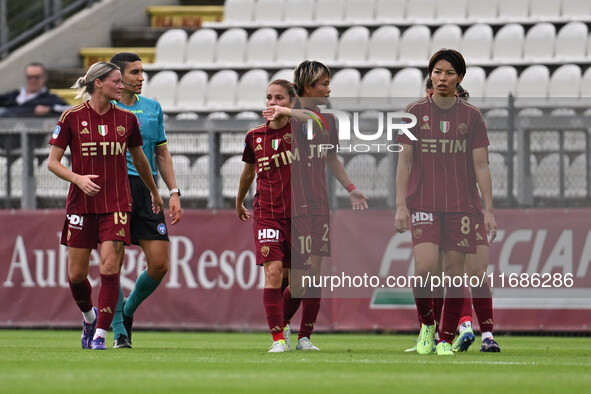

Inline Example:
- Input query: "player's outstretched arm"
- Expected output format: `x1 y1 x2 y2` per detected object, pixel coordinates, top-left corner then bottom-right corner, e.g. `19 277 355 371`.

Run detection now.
155 143 181 225
326 152 369 210
129 146 163 214
236 163 256 222
48 145 100 196
394 144 413 233
473 147 497 241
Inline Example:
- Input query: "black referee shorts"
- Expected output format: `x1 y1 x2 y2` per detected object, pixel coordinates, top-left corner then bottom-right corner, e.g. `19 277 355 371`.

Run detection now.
129 175 169 245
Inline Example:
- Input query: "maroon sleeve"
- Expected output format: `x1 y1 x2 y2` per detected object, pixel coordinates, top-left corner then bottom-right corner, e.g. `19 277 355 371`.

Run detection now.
242 132 255 163
471 108 489 149
127 113 143 148
49 114 71 149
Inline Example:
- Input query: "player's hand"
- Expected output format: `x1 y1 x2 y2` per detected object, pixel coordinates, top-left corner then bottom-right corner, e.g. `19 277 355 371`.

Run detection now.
34 105 51 115
394 206 410 233
169 194 181 225
236 202 250 222
262 105 289 121
151 192 164 215
349 189 369 210
75 174 101 196
484 211 497 242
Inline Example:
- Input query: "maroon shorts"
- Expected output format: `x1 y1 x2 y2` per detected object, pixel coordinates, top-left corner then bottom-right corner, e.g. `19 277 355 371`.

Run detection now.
473 210 489 247
253 216 311 269
311 215 331 256
60 212 131 249
409 210 476 254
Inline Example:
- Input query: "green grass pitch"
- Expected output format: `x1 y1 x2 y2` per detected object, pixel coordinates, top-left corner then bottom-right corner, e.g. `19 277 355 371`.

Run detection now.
1 330 590 393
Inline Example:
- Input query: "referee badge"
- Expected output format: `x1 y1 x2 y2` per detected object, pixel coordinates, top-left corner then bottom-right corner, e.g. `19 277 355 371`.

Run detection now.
157 223 167 235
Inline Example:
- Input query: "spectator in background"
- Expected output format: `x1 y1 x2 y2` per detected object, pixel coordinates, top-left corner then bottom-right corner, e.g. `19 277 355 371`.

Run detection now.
0 62 70 117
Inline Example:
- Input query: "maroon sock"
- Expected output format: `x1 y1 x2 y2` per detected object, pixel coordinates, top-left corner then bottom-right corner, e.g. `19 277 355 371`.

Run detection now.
97 273 119 331
299 297 321 339
68 278 93 314
433 285 445 326
282 287 301 327
460 286 473 321
438 286 464 343
263 288 284 341
413 286 434 325
472 283 494 333
281 277 289 294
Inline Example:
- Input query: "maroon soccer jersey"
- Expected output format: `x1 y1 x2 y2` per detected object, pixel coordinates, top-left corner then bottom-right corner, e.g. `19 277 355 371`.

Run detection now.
242 121 308 219
396 96 489 213
49 102 143 214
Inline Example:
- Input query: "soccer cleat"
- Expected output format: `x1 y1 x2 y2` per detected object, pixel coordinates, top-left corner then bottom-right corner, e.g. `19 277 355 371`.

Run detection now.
404 332 420 352
416 324 436 355
283 324 291 351
91 336 107 350
81 307 98 349
451 327 475 352
113 334 132 349
268 339 287 353
436 340 454 355
122 298 134 345
480 338 501 352
296 337 320 351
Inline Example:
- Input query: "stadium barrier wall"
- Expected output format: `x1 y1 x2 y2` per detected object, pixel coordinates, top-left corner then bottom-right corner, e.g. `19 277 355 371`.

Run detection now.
1 209 590 332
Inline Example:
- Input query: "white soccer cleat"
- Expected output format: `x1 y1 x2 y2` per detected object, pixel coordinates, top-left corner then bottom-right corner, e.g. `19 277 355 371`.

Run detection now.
268 339 287 353
296 337 320 351
283 324 291 351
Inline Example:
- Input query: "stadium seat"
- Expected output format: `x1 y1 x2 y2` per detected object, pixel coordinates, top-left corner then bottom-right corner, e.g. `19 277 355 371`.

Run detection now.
523 23 556 60
147 71 178 111
529 0 561 20
436 0 467 22
533 153 560 197
170 155 194 196
206 70 239 109
368 25 400 65
186 29 217 66
492 23 525 61
555 22 588 60
498 0 529 21
488 152 508 198
307 26 339 63
344 0 376 22
375 0 406 21
485 66 518 98
176 112 199 119
153 29 188 67
315 0 345 22
246 28 278 66
548 64 582 98
516 65 550 97
207 111 231 119
190 155 209 198
430 24 462 55
283 0 315 23
235 111 261 119
390 67 424 99
270 68 294 82
176 70 208 110
461 23 493 62
406 0 435 22
37 157 68 197
565 154 587 198
398 25 431 64
223 0 255 25
215 28 248 66
561 0 591 19
254 0 284 23
330 68 361 97
221 155 244 198
337 26 370 65
580 67 591 97
359 67 392 109
236 69 269 109
275 27 308 66
461 66 486 98
467 0 498 21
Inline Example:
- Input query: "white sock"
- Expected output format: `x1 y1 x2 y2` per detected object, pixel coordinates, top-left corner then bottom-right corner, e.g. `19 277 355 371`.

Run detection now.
482 331 493 341
93 329 107 340
83 309 96 324
459 320 472 332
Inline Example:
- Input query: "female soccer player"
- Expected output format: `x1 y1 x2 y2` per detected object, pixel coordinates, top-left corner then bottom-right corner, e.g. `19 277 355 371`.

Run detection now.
395 49 497 355
48 62 163 350
236 79 310 353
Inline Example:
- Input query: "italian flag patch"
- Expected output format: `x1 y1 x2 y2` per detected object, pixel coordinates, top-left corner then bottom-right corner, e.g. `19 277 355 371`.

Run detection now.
98 125 108 136
271 139 281 150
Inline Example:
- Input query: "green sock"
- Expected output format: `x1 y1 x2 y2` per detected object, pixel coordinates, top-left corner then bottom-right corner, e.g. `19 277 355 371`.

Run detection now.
123 270 160 317
111 285 127 339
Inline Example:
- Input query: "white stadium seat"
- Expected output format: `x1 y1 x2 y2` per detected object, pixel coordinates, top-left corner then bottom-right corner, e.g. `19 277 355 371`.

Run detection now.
555 22 588 60
523 23 556 60
390 67 424 98
461 23 493 62
186 29 217 66
154 29 188 67
176 70 208 110
516 65 550 98
315 0 345 22
561 0 591 19
398 25 431 63
368 25 400 65
246 28 278 66
276 27 308 66
492 23 525 61
360 68 392 98
345 0 376 22
206 70 239 109
254 0 284 23
461 66 486 98
190 155 209 198
236 69 269 109
548 64 582 98
215 28 248 66
467 0 498 20
337 26 370 65
430 24 462 55
436 0 467 21
307 26 339 63
406 0 435 22
533 153 560 197
498 0 529 20
565 154 587 198
283 0 315 23
529 0 561 20
484 66 518 98
147 71 178 111
330 68 361 97
581 67 591 97
221 155 244 198
488 153 508 198
270 68 294 82
223 0 254 25
375 0 406 21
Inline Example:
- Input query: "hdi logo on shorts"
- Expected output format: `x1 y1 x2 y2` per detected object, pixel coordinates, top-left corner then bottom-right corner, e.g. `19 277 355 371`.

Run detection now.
258 228 280 241
411 212 434 224
67 214 84 226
